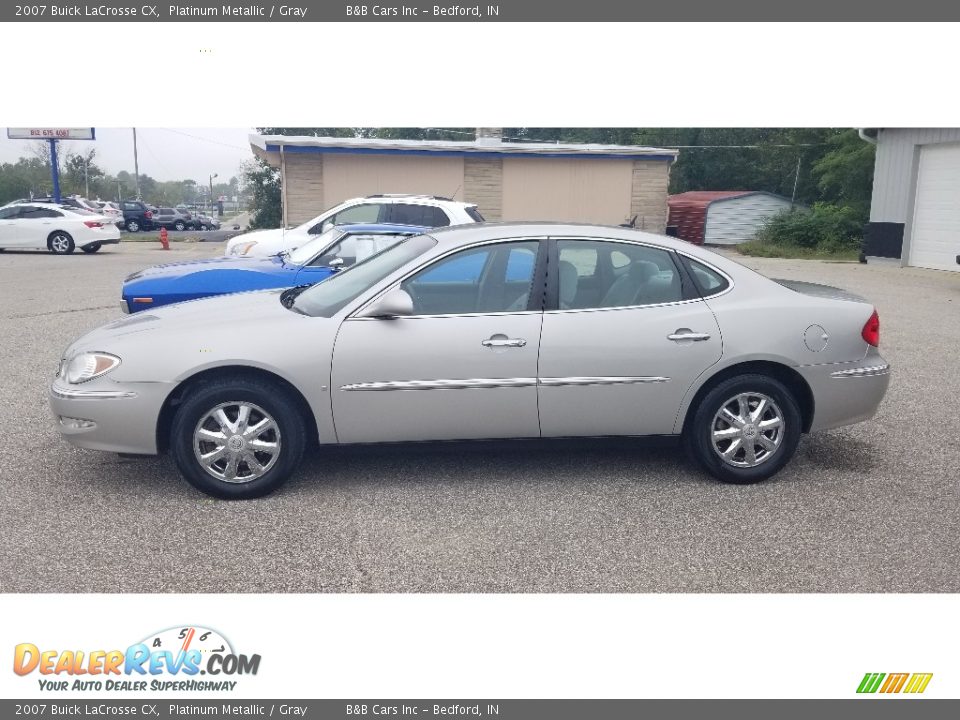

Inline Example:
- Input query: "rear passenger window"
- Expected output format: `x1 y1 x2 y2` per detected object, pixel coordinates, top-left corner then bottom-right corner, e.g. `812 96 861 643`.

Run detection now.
388 204 450 228
684 258 730 295
556 240 683 310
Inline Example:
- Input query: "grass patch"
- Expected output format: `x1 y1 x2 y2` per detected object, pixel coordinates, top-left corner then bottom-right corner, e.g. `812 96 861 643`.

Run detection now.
736 239 860 262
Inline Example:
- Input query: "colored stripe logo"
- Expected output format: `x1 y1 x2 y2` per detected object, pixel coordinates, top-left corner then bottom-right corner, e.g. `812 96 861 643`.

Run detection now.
857 673 933 694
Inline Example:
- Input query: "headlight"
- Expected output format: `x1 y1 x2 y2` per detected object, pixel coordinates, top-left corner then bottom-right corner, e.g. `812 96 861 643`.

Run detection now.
64 352 121 384
231 240 258 256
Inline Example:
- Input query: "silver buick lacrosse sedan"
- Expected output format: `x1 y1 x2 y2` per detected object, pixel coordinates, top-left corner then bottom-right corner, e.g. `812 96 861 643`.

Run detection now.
51 223 890 498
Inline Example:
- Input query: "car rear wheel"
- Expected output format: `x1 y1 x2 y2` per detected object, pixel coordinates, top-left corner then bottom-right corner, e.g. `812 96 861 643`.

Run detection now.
126 219 140 232
685 374 801 484
170 377 306 499
48 232 75 254
81 243 102 253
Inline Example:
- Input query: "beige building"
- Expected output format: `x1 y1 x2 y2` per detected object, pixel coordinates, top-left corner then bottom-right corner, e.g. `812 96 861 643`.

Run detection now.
249 130 678 231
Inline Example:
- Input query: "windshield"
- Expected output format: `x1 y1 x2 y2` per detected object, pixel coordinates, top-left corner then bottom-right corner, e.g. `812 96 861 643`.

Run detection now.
286 227 344 265
290 230 411 268
292 234 437 318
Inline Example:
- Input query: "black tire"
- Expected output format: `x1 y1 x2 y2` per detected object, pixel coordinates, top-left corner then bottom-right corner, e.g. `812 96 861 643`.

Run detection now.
47 231 75 254
170 376 306 499
81 243 102 253
174 221 186 231
126 219 140 232
685 373 801 485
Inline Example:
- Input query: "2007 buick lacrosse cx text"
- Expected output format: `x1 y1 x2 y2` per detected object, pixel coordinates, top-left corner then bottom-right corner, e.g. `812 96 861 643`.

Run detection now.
50 223 890 499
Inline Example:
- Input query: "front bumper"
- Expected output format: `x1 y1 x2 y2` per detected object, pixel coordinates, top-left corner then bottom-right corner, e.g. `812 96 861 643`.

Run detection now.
796 352 891 432
50 379 172 454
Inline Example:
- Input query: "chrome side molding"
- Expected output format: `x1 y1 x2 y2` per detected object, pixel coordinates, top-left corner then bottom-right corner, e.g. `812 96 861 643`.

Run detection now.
830 364 891 379
341 376 670 392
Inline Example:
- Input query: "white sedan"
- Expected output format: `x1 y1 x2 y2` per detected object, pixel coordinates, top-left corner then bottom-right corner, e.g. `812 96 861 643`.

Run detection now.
0 203 121 254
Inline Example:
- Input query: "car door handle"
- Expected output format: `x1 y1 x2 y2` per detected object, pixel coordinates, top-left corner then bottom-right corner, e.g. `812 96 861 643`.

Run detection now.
482 337 527 348
667 331 712 342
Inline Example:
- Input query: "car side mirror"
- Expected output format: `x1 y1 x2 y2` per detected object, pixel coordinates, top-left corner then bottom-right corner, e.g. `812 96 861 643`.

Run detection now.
356 289 414 319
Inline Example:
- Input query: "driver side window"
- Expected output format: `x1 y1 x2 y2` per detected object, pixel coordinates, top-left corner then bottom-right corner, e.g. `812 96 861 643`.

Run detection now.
312 203 382 234
401 241 540 315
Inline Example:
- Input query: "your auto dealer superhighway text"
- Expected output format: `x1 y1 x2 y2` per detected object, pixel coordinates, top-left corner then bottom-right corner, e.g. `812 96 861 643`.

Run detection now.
39 5 310 18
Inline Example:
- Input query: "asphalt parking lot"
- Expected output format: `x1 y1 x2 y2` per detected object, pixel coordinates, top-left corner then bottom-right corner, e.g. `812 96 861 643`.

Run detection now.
0 241 958 593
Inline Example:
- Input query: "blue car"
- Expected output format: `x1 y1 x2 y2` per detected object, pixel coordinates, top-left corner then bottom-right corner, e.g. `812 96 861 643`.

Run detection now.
121 223 427 313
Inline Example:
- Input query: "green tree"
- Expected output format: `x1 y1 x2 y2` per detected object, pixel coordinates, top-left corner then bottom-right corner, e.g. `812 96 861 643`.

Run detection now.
244 158 281 229
811 129 875 219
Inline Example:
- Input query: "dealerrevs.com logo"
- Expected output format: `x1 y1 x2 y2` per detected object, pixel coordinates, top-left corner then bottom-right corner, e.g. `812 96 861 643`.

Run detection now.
13 626 261 692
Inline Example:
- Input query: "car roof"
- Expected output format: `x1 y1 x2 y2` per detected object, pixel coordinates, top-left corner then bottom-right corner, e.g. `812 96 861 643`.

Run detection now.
346 195 478 208
425 221 724 255
335 223 429 234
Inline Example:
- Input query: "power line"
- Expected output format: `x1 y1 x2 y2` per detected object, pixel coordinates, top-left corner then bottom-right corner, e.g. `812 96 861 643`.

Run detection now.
155 128 250 152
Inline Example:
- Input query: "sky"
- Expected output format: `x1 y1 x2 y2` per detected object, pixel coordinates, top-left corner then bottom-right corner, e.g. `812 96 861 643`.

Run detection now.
0 127 256 183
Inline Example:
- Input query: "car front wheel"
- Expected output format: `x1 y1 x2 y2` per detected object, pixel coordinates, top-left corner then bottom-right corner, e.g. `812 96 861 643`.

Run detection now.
170 377 306 499
686 374 801 484
174 221 186 231
126 219 140 232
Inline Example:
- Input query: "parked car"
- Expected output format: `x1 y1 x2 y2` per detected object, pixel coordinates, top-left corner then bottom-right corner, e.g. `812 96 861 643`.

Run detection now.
93 201 124 225
196 214 220 231
224 194 484 258
121 224 426 313
151 207 198 232
119 200 154 232
0 202 121 253
12 195 101 213
51 223 890 498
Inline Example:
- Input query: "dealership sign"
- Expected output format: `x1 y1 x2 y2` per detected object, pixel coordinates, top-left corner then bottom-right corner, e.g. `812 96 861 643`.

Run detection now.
6 127 95 140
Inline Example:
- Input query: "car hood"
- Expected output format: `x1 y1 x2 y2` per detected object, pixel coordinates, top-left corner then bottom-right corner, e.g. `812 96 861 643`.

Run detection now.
64 289 334 386
125 255 289 282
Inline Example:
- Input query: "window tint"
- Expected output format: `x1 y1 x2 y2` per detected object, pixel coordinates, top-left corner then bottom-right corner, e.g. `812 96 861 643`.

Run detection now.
402 241 539 315
332 203 381 225
556 240 682 309
465 207 485 223
684 258 730 295
19 206 60 219
0 206 21 219
387 203 450 227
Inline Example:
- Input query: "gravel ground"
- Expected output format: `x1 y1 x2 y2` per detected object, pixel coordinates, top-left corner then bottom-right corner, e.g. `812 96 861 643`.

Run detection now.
0 242 957 593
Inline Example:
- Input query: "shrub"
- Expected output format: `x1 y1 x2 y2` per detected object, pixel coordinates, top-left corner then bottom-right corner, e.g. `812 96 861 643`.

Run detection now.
756 203 863 252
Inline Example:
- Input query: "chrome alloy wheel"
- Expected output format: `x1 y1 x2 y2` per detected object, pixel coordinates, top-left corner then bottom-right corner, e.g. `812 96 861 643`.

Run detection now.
50 234 71 253
710 392 784 468
193 401 281 483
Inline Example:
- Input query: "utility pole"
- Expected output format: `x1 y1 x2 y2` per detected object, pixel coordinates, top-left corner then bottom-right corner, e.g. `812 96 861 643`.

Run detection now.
84 156 89 199
791 155 802 206
48 139 61 202
132 127 141 200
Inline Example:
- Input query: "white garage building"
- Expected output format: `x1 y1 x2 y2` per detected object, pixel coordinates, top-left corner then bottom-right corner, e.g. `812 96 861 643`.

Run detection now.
864 128 960 272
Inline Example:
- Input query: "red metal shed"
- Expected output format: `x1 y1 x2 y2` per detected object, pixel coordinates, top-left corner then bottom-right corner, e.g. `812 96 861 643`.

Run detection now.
668 191 797 245
667 191 753 245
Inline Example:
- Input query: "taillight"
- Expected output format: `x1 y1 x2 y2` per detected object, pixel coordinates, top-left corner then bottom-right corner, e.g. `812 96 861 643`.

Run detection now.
145 211 153 219
83 221 103 228
861 309 880 347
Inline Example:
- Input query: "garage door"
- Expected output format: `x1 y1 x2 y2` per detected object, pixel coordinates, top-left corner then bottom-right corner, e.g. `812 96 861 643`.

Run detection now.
909 143 960 272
